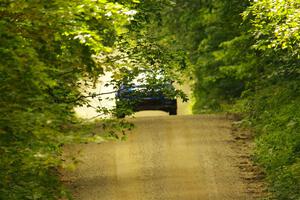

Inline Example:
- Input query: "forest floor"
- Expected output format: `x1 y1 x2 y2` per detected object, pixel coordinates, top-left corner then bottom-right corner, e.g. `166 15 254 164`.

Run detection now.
63 114 267 200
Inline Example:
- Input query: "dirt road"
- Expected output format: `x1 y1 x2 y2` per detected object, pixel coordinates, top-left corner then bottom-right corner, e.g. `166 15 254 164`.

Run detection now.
64 115 259 200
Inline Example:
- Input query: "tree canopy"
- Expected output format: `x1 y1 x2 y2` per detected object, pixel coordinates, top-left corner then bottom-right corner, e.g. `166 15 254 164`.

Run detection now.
1 0 300 199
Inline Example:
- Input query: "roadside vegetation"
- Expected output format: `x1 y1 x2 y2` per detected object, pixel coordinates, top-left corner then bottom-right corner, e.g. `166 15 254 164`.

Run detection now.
160 1 300 199
0 1 184 199
1 0 299 199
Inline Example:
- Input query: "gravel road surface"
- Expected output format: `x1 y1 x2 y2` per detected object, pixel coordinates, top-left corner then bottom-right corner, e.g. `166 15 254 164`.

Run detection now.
64 115 255 200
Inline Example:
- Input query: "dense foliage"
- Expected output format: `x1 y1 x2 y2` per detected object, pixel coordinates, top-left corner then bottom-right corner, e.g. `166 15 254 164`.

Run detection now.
0 0 185 199
0 1 134 199
2 0 299 199
161 0 300 199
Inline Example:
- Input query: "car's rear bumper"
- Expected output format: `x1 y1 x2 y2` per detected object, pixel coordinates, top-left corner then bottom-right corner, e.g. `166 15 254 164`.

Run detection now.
133 99 177 112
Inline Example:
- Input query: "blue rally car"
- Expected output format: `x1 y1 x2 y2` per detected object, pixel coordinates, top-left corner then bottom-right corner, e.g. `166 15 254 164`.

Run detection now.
115 73 177 118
